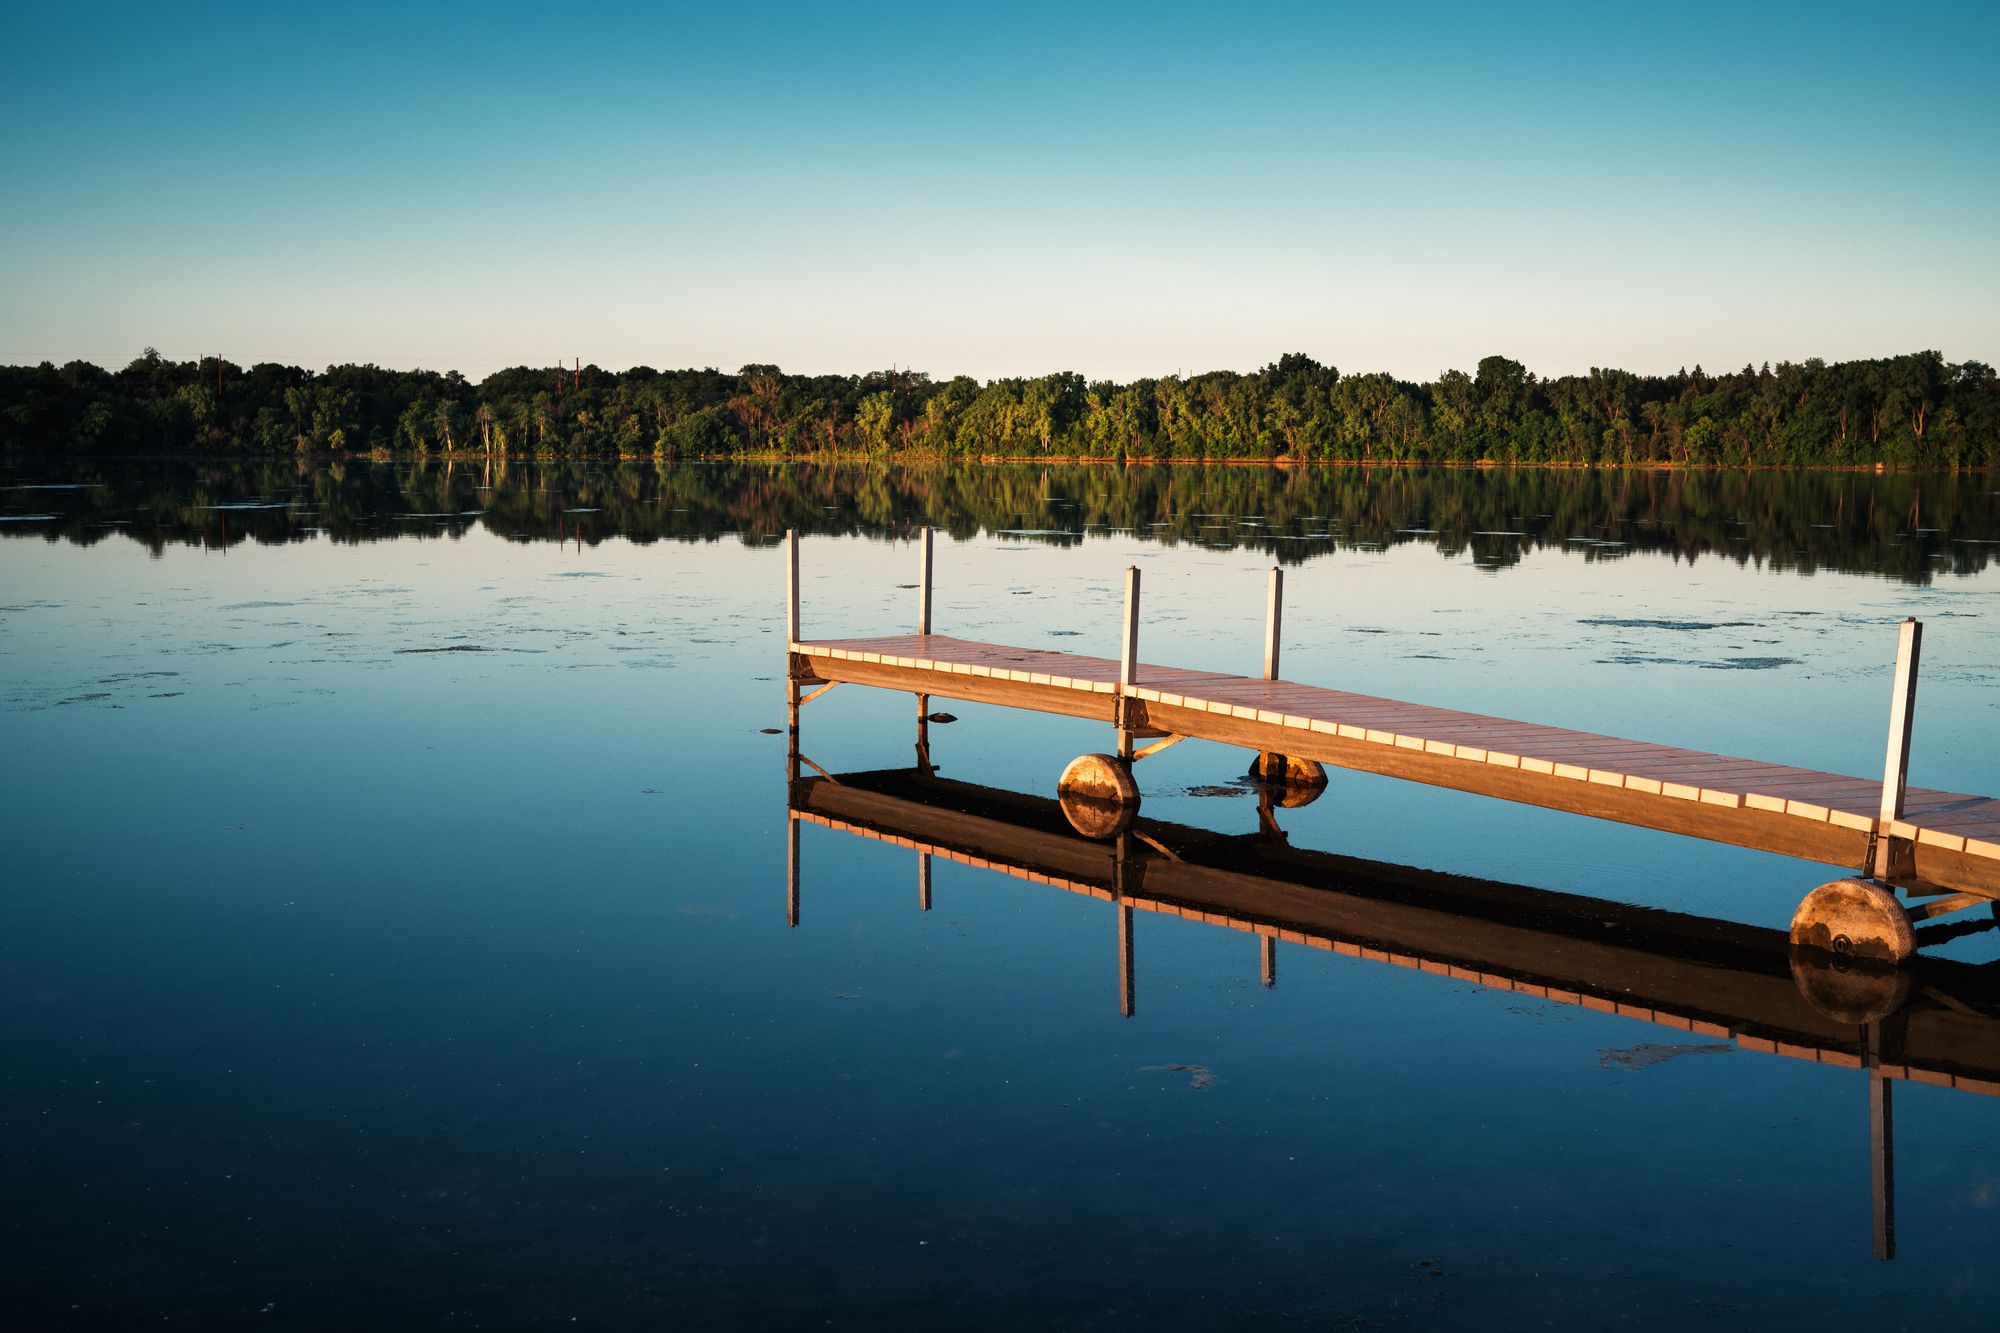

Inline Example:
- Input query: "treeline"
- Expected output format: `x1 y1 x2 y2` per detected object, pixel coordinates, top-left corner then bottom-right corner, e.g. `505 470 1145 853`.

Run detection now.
6 458 1993 584
2 350 1996 467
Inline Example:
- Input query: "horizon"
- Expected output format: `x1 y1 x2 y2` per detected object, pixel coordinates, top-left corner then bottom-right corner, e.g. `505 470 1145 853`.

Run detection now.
25 345 1990 388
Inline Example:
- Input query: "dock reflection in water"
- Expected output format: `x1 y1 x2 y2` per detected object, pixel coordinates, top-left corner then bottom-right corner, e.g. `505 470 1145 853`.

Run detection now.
787 766 2000 1264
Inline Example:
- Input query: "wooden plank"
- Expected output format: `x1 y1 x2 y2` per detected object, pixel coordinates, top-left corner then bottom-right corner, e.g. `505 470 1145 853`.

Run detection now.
1903 791 1991 815
803 653 1118 724
1907 807 2000 833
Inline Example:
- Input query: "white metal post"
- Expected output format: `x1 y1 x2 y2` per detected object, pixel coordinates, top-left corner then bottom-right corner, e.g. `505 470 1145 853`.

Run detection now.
785 528 803 725
1120 566 1141 688
1117 566 1141 762
1873 617 1921 878
785 528 800 646
918 526 933 636
1264 566 1283 680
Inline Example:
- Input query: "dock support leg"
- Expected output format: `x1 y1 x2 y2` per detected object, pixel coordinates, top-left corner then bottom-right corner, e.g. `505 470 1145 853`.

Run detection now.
1058 566 1144 833
787 687 800 762
1259 566 1282 777
1260 934 1277 988
785 527 802 768
1117 565 1141 761
918 851 932 912
1247 564 1327 794
787 694 801 785
1872 618 1921 880
915 532 934 773
777 524 807 927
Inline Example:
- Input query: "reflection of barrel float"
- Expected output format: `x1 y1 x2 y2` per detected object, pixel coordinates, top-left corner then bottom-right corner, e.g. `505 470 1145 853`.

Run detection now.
1788 946 1914 1025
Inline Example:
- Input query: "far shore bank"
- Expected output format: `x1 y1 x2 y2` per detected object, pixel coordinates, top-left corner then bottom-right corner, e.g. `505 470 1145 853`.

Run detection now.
9 450 1992 476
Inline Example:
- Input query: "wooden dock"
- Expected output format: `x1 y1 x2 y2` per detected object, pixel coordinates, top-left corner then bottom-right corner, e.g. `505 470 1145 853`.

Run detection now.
783 530 2000 953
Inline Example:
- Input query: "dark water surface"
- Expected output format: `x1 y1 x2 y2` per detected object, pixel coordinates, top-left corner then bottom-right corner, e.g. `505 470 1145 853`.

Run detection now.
3 461 1998 1329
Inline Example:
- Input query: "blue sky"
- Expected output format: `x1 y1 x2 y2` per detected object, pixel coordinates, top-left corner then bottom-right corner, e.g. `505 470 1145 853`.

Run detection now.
2 0 1995 381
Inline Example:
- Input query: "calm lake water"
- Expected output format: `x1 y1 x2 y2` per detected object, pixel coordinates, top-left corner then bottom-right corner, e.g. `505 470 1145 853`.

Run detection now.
3 460 1998 1330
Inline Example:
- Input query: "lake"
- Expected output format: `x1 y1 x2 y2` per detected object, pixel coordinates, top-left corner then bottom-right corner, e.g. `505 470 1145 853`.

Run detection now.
3 459 1998 1329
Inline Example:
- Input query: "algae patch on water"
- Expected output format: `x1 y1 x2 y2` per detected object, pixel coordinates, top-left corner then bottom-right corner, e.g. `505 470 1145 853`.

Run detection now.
1142 1063 1218 1091
1597 1042 1733 1070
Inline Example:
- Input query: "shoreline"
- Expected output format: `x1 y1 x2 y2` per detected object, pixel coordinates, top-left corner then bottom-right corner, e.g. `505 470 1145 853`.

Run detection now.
5 451 1992 475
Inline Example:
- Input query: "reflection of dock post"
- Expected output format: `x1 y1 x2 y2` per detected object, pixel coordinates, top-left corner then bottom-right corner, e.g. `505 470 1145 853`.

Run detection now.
919 851 932 912
1872 618 1920 880
1115 831 1135 1016
1870 1072 1894 1261
1117 903 1135 1016
787 814 800 928
1260 934 1277 988
1117 566 1141 761
1257 784 1283 840
1866 1018 1895 1261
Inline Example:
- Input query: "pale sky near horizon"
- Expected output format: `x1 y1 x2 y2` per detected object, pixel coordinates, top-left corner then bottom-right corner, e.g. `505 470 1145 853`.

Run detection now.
3 0 1996 383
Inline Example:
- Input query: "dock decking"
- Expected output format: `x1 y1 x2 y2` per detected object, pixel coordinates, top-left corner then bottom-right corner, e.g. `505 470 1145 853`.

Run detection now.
788 631 2000 900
